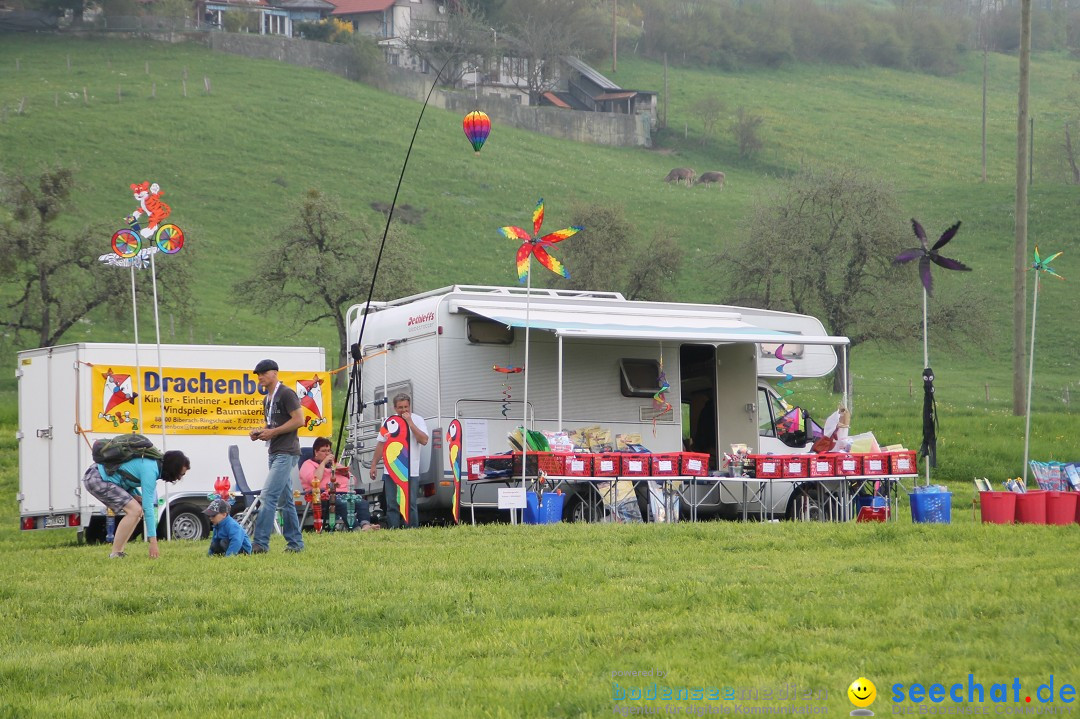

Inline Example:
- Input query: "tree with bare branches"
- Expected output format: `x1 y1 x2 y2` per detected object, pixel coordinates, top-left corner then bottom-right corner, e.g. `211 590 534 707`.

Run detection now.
0 167 193 348
235 189 419 378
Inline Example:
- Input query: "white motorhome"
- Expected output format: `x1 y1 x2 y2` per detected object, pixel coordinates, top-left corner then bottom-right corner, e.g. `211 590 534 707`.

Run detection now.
344 286 849 521
17 343 330 541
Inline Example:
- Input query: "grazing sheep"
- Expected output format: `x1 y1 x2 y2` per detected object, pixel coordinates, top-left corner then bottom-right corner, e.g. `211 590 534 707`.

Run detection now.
695 171 725 190
663 167 696 185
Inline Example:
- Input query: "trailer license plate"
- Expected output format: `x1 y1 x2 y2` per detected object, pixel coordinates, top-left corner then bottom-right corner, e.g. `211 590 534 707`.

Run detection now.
44 514 67 528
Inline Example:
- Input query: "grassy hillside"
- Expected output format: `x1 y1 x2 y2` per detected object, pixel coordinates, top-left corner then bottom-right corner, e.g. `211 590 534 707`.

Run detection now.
1 35 1078 474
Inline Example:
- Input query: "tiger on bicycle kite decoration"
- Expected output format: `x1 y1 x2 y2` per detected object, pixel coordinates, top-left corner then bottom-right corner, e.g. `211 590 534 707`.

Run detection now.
99 181 185 268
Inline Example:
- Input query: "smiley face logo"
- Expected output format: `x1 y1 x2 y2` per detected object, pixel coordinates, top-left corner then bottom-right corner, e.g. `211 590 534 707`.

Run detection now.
848 677 877 710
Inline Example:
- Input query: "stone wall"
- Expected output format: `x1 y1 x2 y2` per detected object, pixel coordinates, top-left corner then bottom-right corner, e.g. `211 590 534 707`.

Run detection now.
197 34 651 147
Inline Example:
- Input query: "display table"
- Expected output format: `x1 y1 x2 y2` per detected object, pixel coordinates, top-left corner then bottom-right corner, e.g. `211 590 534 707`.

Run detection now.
465 473 919 524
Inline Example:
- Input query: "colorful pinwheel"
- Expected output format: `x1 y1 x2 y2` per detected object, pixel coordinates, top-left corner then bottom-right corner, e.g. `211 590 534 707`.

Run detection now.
893 220 971 297
463 110 490 154
1023 246 1065 483
498 199 582 283
1031 246 1064 280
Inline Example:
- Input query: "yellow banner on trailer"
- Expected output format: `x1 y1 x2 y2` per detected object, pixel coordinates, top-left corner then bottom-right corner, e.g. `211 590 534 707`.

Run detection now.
90 365 332 436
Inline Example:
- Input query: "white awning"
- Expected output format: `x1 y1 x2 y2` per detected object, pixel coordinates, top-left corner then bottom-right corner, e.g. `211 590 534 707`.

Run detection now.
452 301 849 346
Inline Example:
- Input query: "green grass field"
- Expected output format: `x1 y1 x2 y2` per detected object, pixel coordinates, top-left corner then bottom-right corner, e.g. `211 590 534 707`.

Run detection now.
2 34 1080 718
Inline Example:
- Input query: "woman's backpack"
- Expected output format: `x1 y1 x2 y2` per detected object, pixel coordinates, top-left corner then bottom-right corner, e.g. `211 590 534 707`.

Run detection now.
92 434 164 477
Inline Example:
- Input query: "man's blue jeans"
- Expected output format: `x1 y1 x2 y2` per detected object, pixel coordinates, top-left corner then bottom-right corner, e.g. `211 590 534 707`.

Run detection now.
383 474 418 528
253 453 304 550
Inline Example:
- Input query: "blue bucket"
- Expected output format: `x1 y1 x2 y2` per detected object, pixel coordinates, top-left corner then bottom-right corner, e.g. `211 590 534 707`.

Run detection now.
910 490 952 524
524 492 564 524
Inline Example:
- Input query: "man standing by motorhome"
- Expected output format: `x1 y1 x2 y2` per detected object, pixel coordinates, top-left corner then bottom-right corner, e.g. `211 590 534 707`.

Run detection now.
370 393 429 528
250 359 305 553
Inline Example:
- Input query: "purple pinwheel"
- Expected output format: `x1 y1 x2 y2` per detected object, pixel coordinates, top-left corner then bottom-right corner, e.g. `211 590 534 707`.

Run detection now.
893 220 971 296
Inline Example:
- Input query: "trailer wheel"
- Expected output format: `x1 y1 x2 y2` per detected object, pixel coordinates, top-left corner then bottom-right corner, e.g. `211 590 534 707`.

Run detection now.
166 507 209 541
564 488 603 523
786 487 821 522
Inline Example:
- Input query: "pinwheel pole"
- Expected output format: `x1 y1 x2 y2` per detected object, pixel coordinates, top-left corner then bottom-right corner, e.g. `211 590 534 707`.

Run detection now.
1022 248 1064 484
498 200 582 523
920 285 930 485
893 219 971 487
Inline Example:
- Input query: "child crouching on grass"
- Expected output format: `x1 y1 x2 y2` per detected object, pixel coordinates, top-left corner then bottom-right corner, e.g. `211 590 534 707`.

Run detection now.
204 498 251 556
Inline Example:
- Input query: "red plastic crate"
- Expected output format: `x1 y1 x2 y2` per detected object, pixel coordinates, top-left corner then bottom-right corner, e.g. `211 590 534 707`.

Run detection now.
782 455 808 478
808 455 835 477
890 450 917 475
834 454 862 476
511 452 542 476
752 455 782 479
467 456 487 480
650 453 682 476
862 453 890 476
857 506 890 522
591 453 621 476
620 454 651 477
538 452 592 476
680 452 710 476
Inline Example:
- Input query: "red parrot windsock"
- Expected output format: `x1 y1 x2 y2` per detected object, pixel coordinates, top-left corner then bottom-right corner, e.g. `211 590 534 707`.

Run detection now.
380 415 411 525
448 419 463 525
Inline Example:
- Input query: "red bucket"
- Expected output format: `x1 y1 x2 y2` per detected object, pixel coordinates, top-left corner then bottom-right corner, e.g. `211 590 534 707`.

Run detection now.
979 491 1016 524
1045 491 1078 526
1015 490 1047 525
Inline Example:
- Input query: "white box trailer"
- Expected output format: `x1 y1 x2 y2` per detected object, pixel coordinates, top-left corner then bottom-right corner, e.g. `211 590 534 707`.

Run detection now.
17 343 330 541
343 285 849 521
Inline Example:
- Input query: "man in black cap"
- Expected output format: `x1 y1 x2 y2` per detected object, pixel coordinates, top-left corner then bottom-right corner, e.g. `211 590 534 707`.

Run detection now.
249 359 305 554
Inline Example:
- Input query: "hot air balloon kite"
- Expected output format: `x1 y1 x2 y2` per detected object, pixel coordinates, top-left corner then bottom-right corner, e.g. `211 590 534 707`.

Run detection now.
463 110 490 155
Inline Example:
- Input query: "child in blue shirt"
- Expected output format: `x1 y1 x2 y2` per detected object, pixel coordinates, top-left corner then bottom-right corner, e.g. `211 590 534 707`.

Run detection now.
204 499 252 556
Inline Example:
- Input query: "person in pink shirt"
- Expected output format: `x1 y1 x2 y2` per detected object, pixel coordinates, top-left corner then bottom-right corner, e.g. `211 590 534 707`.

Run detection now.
299 437 378 531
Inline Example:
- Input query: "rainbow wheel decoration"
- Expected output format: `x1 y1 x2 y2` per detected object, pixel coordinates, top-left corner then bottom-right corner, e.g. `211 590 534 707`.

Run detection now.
111 228 141 258
155 224 184 254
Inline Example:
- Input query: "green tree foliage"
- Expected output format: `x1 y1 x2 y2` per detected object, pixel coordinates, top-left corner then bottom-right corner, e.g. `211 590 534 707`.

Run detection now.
541 202 682 302
716 166 988 392
234 189 419 376
0 167 193 348
495 0 607 103
636 0 975 75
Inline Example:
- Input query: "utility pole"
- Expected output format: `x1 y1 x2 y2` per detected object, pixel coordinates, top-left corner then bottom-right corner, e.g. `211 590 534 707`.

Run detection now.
1013 0 1032 416
612 0 617 73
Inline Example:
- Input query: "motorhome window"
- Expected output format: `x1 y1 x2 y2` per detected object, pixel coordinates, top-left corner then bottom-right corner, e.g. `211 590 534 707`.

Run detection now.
757 387 776 437
467 318 514 344
619 359 662 398
373 382 413 420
